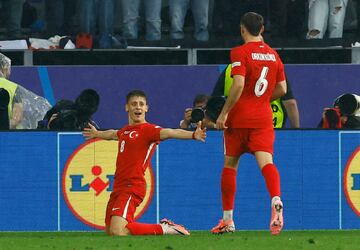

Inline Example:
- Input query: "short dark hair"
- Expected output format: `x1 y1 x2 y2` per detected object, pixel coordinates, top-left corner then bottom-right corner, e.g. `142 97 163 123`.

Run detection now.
126 90 147 103
193 94 208 107
240 12 264 36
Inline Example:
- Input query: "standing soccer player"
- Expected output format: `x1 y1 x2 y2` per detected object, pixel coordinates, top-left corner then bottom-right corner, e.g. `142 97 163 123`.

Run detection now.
83 89 206 236
211 12 287 235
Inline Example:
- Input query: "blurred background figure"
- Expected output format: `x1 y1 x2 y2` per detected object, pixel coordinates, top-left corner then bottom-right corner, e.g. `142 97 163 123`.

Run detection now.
0 0 25 39
0 53 23 129
319 93 360 128
120 0 162 41
79 0 115 48
179 94 209 129
269 0 305 40
169 0 209 41
44 0 77 36
0 53 51 129
37 89 100 130
307 0 349 39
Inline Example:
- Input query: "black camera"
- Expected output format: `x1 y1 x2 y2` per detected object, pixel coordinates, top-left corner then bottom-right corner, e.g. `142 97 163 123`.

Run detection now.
190 96 226 123
191 107 205 123
49 109 78 129
334 93 360 116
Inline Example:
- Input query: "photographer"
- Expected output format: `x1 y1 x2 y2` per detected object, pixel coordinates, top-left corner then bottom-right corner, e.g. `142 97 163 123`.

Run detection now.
319 93 360 129
0 53 23 129
38 88 100 130
179 94 209 129
0 53 51 129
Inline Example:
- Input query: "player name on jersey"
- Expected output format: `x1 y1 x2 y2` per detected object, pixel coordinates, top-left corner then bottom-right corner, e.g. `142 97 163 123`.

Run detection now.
251 53 276 62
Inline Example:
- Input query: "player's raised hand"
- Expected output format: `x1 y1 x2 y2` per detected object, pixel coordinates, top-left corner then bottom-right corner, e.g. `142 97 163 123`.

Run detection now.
194 121 207 142
83 123 98 140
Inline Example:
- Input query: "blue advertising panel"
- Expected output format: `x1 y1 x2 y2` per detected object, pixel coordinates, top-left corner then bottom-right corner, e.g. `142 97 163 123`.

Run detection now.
0 130 360 231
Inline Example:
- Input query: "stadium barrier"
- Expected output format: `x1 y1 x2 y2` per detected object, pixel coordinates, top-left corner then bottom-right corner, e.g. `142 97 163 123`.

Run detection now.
0 130 359 231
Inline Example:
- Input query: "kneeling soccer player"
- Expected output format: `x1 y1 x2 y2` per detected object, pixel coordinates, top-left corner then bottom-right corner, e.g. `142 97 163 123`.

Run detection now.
83 89 206 236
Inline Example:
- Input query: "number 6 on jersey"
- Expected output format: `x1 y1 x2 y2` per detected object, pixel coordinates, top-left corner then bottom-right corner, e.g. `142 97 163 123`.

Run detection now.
254 66 269 97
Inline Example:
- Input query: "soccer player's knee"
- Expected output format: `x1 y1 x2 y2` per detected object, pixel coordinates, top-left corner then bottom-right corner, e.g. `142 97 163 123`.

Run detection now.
109 227 129 236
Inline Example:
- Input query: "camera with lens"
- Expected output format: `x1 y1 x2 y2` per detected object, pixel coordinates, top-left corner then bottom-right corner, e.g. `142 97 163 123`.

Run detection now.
190 96 227 124
320 93 360 129
334 93 360 116
190 107 206 123
49 109 79 129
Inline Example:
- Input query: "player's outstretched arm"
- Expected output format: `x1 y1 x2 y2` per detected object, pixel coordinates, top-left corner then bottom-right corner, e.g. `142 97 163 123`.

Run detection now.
160 121 206 142
83 123 118 141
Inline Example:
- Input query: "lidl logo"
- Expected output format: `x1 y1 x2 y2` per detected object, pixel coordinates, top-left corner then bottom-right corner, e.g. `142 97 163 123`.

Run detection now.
344 146 360 217
62 139 154 229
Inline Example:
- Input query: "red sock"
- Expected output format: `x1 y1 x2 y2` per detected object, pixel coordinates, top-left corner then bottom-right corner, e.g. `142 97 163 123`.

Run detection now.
261 163 281 198
221 167 237 211
126 222 163 235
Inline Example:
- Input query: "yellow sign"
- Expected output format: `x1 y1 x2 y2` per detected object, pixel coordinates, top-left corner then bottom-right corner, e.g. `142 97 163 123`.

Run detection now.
344 146 360 217
62 139 154 229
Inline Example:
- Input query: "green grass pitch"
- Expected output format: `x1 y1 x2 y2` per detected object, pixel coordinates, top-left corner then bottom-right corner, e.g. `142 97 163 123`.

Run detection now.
0 230 359 250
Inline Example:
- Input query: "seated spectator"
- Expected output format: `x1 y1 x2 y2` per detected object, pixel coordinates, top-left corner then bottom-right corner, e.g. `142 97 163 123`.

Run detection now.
179 94 209 129
307 0 348 39
212 64 300 128
0 0 24 39
120 0 162 41
78 0 115 48
38 89 100 130
169 0 209 41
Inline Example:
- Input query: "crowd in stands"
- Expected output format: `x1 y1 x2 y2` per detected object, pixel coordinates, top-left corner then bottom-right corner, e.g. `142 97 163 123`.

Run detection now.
1 0 360 49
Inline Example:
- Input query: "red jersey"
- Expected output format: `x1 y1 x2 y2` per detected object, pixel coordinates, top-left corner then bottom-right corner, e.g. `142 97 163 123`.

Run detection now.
113 122 161 191
228 41 285 128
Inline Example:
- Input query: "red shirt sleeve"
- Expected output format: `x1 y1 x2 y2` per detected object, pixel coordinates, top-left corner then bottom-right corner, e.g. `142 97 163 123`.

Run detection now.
230 47 247 77
276 57 286 83
116 128 123 139
146 124 162 143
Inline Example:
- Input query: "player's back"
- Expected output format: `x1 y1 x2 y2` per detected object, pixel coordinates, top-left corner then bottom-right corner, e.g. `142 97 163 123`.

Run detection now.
228 41 285 128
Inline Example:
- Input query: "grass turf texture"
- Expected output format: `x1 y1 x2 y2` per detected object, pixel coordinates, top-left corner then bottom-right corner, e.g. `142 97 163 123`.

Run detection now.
0 230 359 250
